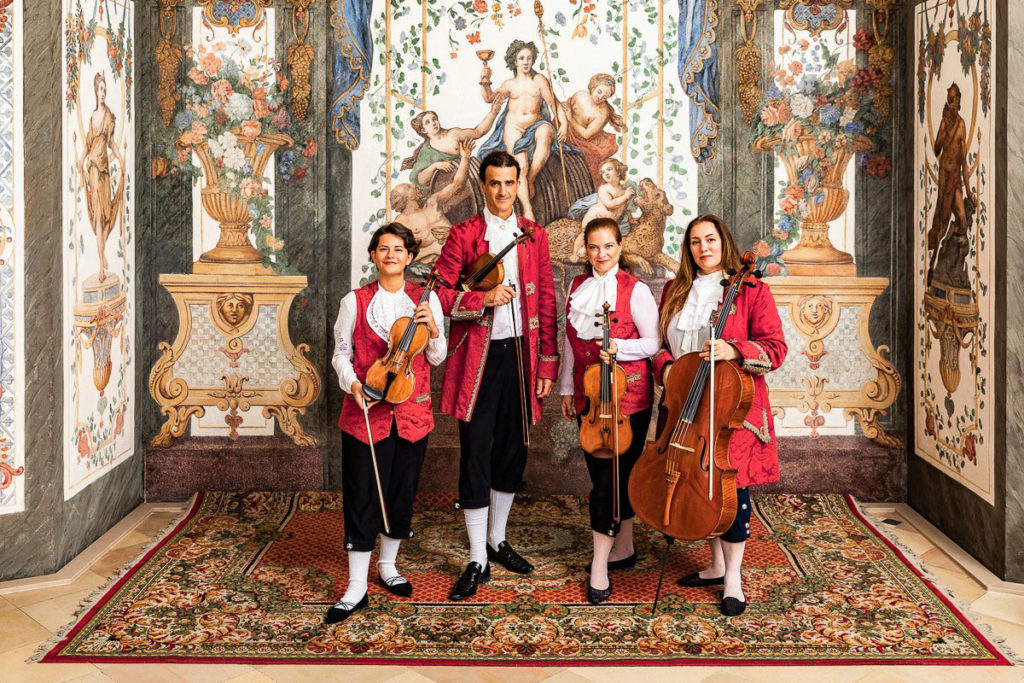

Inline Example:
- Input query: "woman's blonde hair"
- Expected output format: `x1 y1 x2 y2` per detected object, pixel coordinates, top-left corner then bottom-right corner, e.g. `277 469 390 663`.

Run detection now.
658 214 742 340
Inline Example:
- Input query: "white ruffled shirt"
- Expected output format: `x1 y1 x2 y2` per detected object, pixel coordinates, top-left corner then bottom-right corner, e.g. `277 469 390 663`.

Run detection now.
332 286 447 394
483 207 522 340
665 270 724 357
559 271 660 396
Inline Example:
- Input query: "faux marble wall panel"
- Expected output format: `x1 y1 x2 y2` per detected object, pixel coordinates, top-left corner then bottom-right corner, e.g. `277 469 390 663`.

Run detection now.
62 0 136 499
0 0 25 514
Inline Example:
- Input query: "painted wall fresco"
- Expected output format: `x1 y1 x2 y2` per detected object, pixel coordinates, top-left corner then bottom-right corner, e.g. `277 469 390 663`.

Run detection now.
348 0 700 291
913 0 995 503
0 0 25 514
62 0 135 499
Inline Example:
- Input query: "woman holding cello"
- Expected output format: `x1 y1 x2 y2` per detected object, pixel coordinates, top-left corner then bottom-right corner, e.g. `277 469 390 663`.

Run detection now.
559 217 661 604
327 222 447 623
651 214 786 616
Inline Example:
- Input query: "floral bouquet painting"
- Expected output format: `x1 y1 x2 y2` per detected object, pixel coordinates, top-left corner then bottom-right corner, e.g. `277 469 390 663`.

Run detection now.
158 43 316 275
751 32 891 276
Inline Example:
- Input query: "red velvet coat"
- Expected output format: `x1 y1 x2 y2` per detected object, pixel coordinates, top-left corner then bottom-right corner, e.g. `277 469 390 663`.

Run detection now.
653 278 787 487
433 214 560 422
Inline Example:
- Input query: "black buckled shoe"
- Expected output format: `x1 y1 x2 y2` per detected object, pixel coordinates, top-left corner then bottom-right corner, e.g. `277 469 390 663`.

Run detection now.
720 596 747 616
676 572 724 587
378 574 413 598
487 541 534 574
587 579 613 605
585 551 637 573
449 561 490 601
324 593 369 624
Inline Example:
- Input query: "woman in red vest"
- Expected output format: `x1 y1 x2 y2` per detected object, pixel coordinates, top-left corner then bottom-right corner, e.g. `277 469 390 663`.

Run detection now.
327 223 447 624
559 217 660 604
653 214 787 617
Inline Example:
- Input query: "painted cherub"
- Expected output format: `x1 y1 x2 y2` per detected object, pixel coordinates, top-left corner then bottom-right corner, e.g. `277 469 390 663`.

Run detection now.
571 157 634 261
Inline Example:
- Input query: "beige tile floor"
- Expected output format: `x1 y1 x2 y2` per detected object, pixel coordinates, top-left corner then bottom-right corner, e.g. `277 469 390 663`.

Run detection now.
0 503 1021 682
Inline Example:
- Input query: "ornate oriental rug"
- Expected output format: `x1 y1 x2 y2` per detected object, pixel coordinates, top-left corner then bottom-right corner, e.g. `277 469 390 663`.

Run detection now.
41 492 1011 665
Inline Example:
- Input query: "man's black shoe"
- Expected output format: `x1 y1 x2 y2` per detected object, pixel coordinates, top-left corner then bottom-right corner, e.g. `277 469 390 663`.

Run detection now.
324 593 369 624
449 561 490 601
487 541 534 574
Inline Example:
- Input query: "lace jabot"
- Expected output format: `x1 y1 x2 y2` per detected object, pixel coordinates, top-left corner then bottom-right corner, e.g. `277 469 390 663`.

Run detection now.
367 286 415 341
567 265 618 339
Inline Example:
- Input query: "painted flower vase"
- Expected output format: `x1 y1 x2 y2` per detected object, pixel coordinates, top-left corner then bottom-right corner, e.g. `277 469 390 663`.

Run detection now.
754 132 872 276
178 130 293 275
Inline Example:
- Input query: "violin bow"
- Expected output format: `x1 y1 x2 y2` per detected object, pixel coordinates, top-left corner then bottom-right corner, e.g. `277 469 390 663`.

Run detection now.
361 402 391 533
708 322 716 502
509 283 531 447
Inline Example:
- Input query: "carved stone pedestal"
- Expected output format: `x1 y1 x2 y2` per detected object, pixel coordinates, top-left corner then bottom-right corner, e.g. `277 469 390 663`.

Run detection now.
765 276 902 447
148 274 320 448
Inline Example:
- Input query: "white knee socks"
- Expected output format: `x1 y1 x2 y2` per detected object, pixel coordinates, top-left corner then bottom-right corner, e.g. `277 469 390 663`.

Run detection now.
721 539 746 602
338 550 370 606
377 535 407 586
464 506 489 567
488 489 515 548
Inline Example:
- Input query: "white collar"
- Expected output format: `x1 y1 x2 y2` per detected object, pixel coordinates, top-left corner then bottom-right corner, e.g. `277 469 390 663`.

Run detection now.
568 265 619 339
483 207 518 237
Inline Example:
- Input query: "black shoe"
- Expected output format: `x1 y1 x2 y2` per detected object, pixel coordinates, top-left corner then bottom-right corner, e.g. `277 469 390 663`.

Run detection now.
324 593 368 624
487 541 534 574
720 596 747 616
676 572 725 587
584 551 638 573
587 579 613 605
449 561 490 601
378 574 413 598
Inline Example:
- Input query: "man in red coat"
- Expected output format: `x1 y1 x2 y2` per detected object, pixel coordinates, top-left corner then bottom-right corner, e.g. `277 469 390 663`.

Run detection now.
433 150 560 600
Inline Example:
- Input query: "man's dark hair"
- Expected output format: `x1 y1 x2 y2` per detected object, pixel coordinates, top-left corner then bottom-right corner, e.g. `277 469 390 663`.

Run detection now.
368 221 419 262
478 150 521 182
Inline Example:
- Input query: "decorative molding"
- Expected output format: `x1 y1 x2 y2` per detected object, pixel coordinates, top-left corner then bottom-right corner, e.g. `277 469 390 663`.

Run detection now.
196 0 272 36
735 0 763 125
156 0 182 127
286 0 315 122
866 0 895 123
778 0 852 37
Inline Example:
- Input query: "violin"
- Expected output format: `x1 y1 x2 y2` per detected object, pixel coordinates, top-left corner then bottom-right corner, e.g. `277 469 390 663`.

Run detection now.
578 302 631 460
361 272 441 404
458 223 535 292
628 253 759 541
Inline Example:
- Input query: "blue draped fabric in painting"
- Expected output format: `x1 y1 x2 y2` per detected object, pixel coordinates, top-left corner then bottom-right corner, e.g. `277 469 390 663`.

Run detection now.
330 0 373 149
677 0 720 173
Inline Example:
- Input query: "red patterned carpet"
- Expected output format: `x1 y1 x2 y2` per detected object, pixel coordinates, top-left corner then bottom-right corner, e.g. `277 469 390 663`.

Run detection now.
41 492 1011 665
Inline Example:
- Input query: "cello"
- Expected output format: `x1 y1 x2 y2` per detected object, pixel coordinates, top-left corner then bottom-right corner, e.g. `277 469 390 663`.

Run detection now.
628 253 759 541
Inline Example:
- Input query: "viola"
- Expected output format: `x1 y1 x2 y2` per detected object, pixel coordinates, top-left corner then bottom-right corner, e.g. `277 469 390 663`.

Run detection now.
458 223 535 292
578 302 631 460
628 253 759 541
361 272 441 404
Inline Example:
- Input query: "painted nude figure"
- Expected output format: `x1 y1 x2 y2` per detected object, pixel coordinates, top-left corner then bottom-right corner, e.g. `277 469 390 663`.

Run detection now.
559 73 624 186
478 40 569 221
571 158 634 261
392 140 477 265
400 96 505 190
76 72 126 283
927 83 977 256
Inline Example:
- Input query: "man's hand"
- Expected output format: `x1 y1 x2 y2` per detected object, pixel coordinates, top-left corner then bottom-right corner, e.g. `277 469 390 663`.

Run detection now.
413 301 439 339
482 284 516 307
536 378 553 398
561 394 576 419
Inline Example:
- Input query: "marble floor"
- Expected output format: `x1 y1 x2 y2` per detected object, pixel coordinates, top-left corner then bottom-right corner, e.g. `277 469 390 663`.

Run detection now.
0 501 1021 683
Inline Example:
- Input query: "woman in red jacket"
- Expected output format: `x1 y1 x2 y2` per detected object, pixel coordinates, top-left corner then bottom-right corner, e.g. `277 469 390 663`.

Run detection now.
327 223 447 624
560 217 660 604
653 214 787 617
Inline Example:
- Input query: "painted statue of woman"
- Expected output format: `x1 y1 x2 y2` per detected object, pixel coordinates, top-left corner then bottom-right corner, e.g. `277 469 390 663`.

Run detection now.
76 72 126 283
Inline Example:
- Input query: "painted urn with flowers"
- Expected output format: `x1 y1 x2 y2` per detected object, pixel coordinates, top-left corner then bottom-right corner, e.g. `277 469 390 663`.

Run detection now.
751 36 892 276
166 45 313 275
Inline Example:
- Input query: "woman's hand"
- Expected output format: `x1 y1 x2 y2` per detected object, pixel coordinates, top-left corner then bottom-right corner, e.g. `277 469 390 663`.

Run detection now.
598 339 619 364
699 339 740 362
351 381 377 411
414 301 439 339
561 395 576 419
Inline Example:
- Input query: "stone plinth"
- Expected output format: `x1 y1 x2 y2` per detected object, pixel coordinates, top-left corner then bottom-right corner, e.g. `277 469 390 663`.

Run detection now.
146 437 323 502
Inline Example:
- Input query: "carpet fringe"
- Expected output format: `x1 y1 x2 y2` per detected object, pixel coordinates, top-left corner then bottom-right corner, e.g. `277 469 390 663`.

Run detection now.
28 496 198 664
847 496 1023 666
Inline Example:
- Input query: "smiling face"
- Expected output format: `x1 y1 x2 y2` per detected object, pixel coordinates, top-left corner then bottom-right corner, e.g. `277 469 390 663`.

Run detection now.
591 82 613 103
586 226 622 276
480 164 519 218
688 220 723 275
370 233 414 276
515 47 535 75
